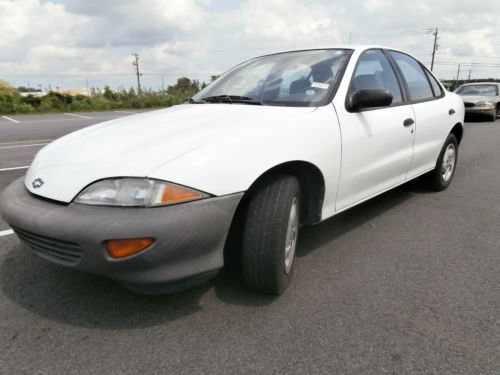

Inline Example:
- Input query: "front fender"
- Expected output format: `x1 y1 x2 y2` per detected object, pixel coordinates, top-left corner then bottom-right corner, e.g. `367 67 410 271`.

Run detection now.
148 105 342 218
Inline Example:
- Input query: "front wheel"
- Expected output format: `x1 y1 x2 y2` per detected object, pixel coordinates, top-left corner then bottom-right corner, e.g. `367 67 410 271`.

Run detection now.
422 133 458 191
241 175 301 295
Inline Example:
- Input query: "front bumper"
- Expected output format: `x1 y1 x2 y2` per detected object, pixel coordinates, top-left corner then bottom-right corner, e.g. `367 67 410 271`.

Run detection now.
0 178 243 293
464 107 496 116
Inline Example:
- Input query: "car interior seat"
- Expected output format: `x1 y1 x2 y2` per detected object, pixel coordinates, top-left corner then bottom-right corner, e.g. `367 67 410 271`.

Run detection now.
289 78 311 95
353 74 383 91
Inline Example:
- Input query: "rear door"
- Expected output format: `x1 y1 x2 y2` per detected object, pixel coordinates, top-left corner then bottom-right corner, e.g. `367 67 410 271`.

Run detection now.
387 51 452 178
335 49 415 210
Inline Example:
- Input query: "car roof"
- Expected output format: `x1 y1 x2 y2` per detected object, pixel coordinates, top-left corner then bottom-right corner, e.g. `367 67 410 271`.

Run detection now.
269 45 403 53
458 82 500 86
254 45 408 60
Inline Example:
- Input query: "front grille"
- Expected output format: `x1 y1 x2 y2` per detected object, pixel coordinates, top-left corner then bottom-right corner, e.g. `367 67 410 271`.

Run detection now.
464 102 475 108
11 226 83 265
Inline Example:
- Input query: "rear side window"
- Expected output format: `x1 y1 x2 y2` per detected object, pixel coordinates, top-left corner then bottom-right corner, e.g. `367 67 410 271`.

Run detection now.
425 70 444 97
389 51 434 102
352 49 403 104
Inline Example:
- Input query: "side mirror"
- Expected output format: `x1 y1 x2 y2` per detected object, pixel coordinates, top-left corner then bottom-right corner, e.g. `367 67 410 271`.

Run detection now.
347 89 393 112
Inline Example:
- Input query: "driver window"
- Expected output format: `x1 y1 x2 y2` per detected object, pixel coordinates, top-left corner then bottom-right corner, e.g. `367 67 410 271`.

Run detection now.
352 49 403 104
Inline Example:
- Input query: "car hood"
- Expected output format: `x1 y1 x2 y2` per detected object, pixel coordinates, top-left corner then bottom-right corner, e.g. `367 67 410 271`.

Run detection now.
459 95 496 103
25 104 316 202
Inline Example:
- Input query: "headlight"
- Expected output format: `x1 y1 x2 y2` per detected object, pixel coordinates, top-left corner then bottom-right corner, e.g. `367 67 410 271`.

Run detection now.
74 178 209 207
475 101 495 108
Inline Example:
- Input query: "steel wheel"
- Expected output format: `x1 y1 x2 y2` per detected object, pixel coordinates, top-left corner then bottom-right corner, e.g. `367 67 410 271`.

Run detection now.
441 143 456 182
284 197 299 274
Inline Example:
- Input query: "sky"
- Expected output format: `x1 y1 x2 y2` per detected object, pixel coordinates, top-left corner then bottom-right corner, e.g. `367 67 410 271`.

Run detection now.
1 0 499 91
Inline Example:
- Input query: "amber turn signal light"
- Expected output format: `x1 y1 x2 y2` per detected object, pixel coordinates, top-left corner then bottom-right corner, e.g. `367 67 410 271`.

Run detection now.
106 238 155 258
160 184 205 205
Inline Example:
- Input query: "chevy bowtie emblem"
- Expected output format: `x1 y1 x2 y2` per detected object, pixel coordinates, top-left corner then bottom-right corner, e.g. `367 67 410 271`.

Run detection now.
32 178 44 189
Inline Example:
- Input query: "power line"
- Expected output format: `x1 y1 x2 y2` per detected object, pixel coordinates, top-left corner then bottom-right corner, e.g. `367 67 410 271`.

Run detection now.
4 71 220 78
452 53 500 60
424 62 500 67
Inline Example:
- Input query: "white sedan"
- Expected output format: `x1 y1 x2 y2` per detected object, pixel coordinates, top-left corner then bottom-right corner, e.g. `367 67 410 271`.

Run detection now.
0 46 464 295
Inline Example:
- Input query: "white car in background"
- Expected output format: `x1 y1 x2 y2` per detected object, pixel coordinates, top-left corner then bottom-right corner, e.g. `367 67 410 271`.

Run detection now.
0 46 465 295
455 82 500 121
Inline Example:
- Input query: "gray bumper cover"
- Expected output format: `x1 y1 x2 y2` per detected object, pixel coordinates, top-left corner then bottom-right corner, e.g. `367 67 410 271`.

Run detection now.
464 107 496 115
0 178 243 292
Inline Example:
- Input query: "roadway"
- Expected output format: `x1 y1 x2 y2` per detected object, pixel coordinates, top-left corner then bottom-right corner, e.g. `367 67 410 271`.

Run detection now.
0 111 499 374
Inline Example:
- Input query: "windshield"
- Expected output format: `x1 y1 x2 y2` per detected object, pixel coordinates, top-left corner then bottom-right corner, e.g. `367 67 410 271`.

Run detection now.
192 49 352 107
455 84 499 96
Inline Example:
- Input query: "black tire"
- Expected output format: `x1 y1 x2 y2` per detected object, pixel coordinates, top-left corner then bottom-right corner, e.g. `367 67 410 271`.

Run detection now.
422 133 458 191
489 113 496 122
241 175 301 295
496 105 500 119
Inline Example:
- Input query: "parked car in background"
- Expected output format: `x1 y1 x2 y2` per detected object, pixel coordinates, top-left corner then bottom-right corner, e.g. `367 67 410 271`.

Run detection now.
455 82 500 121
0 46 465 295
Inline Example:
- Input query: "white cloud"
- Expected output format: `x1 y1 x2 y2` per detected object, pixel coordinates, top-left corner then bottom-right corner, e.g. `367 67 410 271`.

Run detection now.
63 0 208 47
0 0 88 58
363 0 393 13
238 0 345 45
0 0 499 88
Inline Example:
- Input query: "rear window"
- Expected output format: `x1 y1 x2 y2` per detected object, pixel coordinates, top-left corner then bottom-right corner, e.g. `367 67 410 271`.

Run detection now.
425 70 444 97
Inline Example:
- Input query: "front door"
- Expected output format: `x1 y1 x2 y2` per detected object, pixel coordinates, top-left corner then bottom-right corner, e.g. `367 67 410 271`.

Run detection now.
335 49 415 211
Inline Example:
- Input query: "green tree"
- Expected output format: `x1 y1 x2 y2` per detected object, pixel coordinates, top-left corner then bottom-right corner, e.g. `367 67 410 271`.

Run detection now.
0 80 22 114
103 85 117 100
167 77 201 102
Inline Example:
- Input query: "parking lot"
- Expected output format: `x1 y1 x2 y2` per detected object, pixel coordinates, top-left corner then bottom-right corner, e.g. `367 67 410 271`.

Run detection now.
0 111 499 374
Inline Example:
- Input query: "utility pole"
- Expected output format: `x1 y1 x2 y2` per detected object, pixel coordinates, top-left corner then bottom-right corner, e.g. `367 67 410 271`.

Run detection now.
348 32 352 44
161 75 165 94
455 64 461 89
131 53 142 94
467 68 472 82
430 27 439 72
85 76 90 96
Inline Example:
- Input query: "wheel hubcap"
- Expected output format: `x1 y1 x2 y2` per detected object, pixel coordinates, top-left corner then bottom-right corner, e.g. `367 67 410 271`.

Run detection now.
441 144 456 182
284 197 299 274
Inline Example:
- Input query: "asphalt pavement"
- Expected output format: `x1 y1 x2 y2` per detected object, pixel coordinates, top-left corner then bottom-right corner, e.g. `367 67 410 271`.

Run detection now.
0 111 499 374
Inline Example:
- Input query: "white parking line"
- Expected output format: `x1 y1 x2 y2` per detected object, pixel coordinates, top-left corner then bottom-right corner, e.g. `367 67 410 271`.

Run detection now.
2 116 19 124
0 139 53 146
64 113 93 120
0 229 14 237
114 110 134 114
0 143 48 150
0 166 29 171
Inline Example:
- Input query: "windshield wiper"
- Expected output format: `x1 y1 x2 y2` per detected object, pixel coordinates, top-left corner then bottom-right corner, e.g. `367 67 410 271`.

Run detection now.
200 95 262 105
187 97 206 104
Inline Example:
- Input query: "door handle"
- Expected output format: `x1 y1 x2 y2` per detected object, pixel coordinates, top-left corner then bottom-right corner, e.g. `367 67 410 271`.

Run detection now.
449 109 456 115
403 118 415 127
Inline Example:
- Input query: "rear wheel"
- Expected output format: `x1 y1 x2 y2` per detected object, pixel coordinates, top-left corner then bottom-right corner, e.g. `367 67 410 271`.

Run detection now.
241 175 300 295
422 133 458 191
